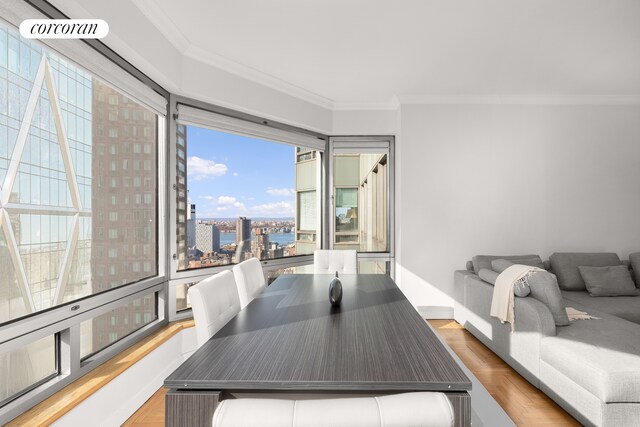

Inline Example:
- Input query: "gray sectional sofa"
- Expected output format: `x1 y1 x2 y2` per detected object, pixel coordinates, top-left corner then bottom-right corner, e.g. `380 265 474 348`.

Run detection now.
454 252 640 427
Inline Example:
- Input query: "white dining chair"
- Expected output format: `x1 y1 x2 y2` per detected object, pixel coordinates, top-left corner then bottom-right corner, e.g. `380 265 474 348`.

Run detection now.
313 249 358 275
232 257 266 309
212 392 454 427
189 270 241 348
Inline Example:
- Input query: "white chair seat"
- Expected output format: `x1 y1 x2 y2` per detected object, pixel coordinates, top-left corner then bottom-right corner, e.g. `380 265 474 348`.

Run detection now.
189 270 241 348
313 250 357 275
232 257 266 309
212 392 454 427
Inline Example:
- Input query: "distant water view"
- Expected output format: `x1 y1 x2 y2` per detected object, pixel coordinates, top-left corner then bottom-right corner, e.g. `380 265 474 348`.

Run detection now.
220 231 295 247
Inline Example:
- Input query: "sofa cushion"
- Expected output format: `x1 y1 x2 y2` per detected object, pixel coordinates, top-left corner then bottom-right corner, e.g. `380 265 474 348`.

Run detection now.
472 254 543 274
562 290 640 324
478 268 531 298
491 259 568 325
579 265 640 297
478 268 498 285
630 253 640 287
527 271 570 326
540 311 640 403
549 252 622 291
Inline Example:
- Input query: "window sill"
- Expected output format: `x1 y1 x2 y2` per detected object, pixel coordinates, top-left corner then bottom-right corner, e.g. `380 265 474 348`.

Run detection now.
6 319 194 427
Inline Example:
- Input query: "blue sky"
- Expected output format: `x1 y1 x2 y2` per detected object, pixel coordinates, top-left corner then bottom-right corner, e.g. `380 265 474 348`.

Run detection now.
186 126 295 219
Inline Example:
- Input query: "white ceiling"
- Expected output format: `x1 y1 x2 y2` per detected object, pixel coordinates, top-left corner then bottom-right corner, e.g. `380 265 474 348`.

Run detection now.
54 0 640 107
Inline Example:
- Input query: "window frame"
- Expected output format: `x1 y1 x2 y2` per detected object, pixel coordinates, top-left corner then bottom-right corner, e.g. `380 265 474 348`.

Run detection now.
328 137 396 278
167 95 328 320
0 1 170 422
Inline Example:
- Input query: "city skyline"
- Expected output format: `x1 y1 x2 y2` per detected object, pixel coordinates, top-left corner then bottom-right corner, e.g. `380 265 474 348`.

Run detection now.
186 126 296 219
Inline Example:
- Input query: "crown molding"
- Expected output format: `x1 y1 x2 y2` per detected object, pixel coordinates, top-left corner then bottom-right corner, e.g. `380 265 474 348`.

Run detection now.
132 0 191 52
398 95 640 105
332 97 400 111
183 44 335 110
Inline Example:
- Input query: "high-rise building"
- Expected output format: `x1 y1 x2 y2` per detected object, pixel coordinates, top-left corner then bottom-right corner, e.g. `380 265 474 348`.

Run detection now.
251 228 269 259
175 125 188 270
91 79 157 353
196 222 220 253
235 217 251 252
186 204 196 248
0 33 93 322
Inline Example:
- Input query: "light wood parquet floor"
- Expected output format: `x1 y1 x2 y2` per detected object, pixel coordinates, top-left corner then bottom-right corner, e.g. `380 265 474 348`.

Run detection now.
123 319 580 426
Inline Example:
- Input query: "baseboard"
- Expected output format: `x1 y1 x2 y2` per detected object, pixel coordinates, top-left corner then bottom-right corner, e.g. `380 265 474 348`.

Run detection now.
418 306 454 319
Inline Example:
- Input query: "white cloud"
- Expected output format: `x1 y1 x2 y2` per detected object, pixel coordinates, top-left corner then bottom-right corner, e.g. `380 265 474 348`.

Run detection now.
200 195 215 201
233 172 239 177
249 201 294 217
266 187 294 197
187 156 228 180
217 196 245 210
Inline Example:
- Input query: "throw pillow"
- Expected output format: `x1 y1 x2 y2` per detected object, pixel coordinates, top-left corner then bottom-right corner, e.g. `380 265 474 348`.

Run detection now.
630 253 640 287
526 271 570 326
472 254 543 274
488 260 533 297
549 252 622 291
478 268 498 285
578 265 640 297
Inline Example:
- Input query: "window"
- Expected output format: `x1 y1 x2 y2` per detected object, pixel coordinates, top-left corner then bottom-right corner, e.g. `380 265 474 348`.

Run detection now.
0 335 57 407
79 293 157 360
0 20 160 327
332 150 390 252
175 125 321 271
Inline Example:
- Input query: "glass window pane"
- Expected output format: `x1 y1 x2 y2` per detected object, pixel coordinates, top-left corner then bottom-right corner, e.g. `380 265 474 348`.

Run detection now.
80 293 157 360
176 282 196 312
0 20 160 325
177 126 319 270
266 264 314 285
358 261 390 275
0 335 57 405
333 152 389 252
335 188 358 233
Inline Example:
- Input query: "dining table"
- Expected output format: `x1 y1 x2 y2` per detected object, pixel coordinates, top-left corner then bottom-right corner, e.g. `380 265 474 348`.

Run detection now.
164 273 472 426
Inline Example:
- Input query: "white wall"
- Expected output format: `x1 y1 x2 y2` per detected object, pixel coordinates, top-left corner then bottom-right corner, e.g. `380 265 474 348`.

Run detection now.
397 103 640 310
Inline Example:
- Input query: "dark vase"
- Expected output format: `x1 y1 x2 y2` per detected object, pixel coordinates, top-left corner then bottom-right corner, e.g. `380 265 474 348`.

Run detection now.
329 271 343 306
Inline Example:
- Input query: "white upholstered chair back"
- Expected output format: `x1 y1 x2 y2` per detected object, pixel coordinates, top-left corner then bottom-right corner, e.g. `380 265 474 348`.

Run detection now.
212 392 454 427
232 257 266 309
189 270 241 348
313 250 357 275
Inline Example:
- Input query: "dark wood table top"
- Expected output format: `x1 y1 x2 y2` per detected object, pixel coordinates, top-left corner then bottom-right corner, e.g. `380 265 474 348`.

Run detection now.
165 274 471 392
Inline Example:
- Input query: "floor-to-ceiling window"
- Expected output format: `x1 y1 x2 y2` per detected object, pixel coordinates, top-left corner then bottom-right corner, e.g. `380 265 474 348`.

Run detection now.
0 5 166 422
171 105 324 313
330 137 394 275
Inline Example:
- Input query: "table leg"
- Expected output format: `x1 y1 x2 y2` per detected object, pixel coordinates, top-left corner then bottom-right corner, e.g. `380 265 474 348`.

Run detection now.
446 391 471 427
165 389 221 427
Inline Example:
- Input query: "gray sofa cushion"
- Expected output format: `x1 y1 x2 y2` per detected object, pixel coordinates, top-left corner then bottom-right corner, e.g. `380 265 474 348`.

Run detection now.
472 254 543 274
527 272 570 326
579 265 640 297
549 252 622 291
540 309 640 403
478 268 499 285
562 290 640 324
630 252 640 287
491 259 568 325
491 259 515 273
478 268 530 297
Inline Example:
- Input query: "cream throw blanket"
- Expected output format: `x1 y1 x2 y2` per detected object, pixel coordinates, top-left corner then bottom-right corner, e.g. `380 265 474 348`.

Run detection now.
490 264 544 331
566 307 600 321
